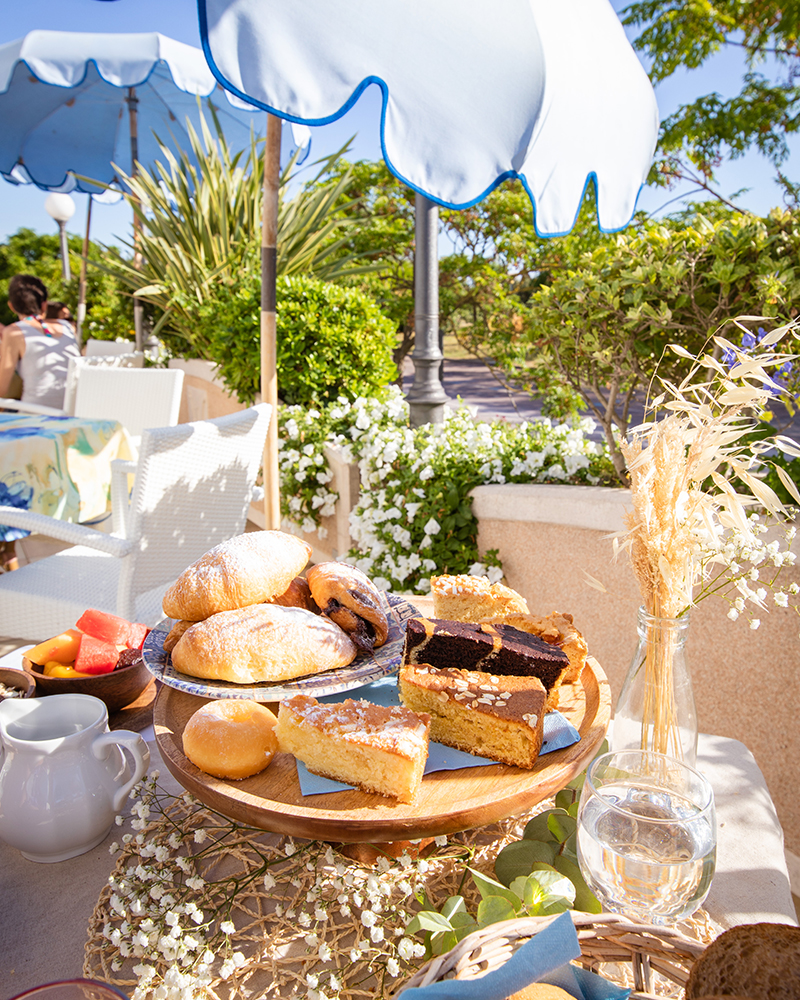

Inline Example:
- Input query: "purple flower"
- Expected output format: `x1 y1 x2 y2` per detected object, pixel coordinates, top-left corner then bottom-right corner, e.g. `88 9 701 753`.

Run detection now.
741 332 757 349
722 348 736 367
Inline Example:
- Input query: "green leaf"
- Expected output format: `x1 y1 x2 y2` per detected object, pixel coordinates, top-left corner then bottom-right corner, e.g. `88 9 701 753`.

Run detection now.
476 894 519 926
440 896 468 921
522 810 563 843
468 867 521 906
495 839 557 886
547 812 577 843
552 855 602 914
406 910 454 935
555 788 577 812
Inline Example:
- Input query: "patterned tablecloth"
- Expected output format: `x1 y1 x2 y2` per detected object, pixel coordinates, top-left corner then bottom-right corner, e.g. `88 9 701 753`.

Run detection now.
0 413 135 542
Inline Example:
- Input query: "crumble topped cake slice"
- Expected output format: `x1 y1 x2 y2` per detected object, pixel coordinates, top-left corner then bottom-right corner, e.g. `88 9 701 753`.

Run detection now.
399 664 547 769
403 617 569 708
275 695 431 804
430 574 529 622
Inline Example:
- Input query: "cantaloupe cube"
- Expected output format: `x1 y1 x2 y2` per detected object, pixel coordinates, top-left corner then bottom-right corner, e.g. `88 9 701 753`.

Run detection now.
27 629 83 666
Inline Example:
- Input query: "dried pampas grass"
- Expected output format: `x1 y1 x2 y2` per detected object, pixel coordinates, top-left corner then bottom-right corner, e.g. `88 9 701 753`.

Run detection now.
616 319 800 755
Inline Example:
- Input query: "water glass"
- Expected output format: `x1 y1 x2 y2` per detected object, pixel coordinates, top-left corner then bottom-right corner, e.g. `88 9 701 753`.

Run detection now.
577 749 716 924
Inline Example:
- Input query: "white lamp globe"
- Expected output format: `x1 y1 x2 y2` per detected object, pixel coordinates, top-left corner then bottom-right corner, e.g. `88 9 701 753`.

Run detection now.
44 193 76 223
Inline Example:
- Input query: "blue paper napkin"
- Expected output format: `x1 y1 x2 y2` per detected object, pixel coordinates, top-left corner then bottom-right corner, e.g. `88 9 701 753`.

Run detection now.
297 676 580 796
398 911 582 999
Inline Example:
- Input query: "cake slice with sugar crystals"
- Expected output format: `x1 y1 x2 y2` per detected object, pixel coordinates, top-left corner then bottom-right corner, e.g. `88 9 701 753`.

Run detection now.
275 695 431 803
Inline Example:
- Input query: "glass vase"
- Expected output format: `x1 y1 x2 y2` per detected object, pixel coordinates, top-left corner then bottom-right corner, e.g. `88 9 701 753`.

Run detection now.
611 607 698 766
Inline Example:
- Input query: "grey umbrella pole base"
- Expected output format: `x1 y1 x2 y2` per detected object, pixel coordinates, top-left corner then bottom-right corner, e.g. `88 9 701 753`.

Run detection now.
406 356 449 427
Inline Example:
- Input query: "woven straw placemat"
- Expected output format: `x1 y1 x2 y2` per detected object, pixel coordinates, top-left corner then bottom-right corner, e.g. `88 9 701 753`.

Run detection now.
83 781 717 1000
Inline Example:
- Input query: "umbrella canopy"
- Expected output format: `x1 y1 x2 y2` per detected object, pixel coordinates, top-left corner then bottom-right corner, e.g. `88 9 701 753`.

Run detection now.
199 0 659 236
0 29 309 348
0 29 266 195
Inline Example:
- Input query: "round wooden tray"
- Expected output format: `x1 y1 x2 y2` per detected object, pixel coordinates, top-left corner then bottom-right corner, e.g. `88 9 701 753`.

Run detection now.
154 656 610 843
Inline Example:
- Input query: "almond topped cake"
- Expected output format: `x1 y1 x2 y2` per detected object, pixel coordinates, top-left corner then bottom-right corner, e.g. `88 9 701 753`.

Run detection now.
430 574 529 622
275 695 431 803
399 664 547 769
403 617 569 709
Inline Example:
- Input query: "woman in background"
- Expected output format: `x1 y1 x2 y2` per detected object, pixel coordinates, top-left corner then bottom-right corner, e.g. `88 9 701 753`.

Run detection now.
0 275 80 409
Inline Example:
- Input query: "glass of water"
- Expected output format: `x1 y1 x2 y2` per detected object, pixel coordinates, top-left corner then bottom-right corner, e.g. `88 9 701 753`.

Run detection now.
577 749 716 924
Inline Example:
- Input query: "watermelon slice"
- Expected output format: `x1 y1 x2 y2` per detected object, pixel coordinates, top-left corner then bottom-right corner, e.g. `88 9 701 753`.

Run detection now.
73 634 120 675
76 609 150 649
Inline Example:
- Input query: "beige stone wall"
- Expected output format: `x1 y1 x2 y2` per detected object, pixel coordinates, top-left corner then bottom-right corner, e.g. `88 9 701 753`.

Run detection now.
168 359 246 423
471 484 800 854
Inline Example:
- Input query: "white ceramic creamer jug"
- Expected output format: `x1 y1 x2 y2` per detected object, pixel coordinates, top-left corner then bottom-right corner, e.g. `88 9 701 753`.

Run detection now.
0 692 149 862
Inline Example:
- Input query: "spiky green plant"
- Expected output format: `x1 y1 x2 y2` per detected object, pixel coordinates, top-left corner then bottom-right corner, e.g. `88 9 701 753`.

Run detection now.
100 109 377 356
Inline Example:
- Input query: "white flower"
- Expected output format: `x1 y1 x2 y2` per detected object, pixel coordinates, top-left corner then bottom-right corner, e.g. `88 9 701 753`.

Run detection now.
750 619 761 630
727 608 739 621
370 925 385 943
220 920 236 935
193 830 207 845
775 591 790 607
263 872 276 890
360 910 377 927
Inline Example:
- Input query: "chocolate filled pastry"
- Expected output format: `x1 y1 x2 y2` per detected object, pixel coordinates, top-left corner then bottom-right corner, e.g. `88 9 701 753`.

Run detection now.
306 562 389 651
163 619 195 653
270 576 320 614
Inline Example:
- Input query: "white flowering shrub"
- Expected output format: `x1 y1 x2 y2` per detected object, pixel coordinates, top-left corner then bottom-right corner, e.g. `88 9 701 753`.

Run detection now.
279 386 616 592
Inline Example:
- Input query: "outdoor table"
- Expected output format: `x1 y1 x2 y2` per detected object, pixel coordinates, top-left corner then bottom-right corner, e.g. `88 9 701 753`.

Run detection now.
0 412 135 557
0 724 795 995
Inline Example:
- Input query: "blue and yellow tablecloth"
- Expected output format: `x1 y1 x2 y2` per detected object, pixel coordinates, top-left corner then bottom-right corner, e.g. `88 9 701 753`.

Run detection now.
0 413 135 543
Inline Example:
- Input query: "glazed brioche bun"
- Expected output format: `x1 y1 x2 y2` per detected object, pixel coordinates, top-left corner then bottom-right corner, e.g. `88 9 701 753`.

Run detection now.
182 699 278 779
507 986 575 999
171 604 358 684
162 530 312 621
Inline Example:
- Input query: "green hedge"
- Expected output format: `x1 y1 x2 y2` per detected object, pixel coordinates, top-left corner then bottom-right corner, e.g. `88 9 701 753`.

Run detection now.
199 273 397 406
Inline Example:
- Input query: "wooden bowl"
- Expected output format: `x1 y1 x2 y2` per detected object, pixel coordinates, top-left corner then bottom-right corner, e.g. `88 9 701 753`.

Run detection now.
0 666 36 700
23 655 152 714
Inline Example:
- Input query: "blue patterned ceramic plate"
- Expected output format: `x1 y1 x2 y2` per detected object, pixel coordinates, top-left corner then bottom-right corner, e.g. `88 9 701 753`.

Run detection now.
142 592 420 701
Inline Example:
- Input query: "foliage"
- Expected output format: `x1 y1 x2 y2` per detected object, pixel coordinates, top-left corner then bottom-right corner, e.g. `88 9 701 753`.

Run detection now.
328 161 611 397
482 209 800 481
100 112 376 360
0 227 133 338
406 746 607 958
622 0 800 203
193 273 397 406
278 387 617 593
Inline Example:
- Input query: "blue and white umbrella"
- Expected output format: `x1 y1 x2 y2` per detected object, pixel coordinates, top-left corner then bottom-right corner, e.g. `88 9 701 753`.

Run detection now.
199 0 658 237
0 29 309 344
0 29 309 194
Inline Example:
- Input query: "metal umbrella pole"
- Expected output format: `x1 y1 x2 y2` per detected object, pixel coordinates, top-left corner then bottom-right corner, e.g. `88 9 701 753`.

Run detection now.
75 194 92 349
261 112 282 529
126 86 145 352
407 193 448 427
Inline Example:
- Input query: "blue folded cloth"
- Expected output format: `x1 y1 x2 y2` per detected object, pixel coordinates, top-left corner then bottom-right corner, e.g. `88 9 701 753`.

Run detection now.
396 912 630 1000
297 676 580 796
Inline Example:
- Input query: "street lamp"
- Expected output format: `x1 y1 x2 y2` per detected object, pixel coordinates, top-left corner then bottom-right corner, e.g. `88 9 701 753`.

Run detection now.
44 193 76 284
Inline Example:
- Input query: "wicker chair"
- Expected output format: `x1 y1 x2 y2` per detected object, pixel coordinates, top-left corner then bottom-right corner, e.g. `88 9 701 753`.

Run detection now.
0 404 271 640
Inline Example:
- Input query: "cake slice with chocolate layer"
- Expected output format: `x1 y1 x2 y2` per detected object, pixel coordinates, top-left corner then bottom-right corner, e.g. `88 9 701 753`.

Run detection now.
399 664 547 769
403 617 569 707
275 695 430 803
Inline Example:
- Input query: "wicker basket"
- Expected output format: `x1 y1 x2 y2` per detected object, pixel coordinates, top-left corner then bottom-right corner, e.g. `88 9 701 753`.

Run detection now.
396 911 709 998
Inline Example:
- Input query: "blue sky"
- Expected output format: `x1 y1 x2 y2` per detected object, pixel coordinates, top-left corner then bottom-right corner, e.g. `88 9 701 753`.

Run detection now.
0 0 797 248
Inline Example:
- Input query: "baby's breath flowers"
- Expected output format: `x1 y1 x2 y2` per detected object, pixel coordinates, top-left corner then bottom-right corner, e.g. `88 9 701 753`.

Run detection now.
280 385 615 594
613 322 800 759
85 775 521 1000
